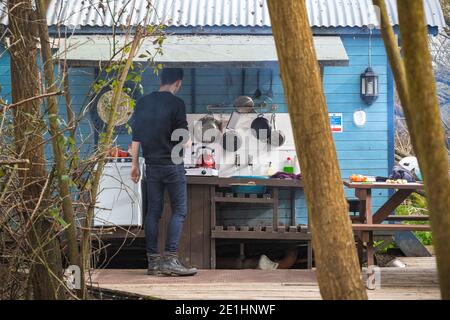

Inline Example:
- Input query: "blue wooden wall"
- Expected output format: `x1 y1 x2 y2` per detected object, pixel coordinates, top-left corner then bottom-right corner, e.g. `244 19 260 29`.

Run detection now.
0 47 11 103
212 34 390 226
0 32 393 227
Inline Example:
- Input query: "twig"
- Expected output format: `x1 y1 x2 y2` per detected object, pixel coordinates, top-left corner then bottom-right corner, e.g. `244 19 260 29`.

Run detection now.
0 159 30 165
0 91 65 110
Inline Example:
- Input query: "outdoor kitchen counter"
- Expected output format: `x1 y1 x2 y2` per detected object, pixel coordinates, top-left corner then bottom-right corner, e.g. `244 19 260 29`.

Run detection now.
165 176 306 269
97 177 305 269
186 176 304 188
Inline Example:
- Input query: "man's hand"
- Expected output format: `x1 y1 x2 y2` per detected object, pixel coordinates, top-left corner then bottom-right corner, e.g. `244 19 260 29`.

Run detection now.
131 164 140 183
130 141 141 183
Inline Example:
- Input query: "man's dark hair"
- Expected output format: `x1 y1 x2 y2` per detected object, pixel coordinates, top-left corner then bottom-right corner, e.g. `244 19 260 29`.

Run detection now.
161 68 184 85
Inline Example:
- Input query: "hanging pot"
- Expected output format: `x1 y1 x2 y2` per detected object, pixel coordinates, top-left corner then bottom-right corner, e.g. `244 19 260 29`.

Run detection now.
193 113 222 143
269 113 286 147
251 113 271 142
222 130 242 152
234 95 254 113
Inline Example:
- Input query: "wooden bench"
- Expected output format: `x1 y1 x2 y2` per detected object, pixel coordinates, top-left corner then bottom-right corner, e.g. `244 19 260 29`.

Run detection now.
352 223 431 232
385 215 429 221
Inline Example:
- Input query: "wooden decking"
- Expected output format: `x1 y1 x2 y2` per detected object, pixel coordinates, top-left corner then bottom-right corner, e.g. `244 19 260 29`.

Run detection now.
88 257 440 300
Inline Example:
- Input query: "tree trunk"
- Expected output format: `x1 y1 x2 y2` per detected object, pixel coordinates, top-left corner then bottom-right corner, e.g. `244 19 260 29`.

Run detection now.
36 0 80 272
372 0 417 147
35 0 82 297
396 0 450 299
267 0 367 299
8 0 64 299
439 0 450 27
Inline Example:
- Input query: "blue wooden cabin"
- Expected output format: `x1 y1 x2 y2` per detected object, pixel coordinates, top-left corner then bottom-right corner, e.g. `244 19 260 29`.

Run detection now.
0 0 445 229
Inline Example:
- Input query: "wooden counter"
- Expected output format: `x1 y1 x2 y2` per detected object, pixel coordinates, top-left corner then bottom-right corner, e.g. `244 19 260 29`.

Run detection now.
183 176 308 269
96 176 307 269
187 176 304 188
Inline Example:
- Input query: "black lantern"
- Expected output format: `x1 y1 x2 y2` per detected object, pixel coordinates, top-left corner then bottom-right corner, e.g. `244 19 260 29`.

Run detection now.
360 67 379 106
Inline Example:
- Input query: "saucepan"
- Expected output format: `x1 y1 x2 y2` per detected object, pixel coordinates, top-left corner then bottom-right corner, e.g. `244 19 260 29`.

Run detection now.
193 113 222 143
234 96 254 113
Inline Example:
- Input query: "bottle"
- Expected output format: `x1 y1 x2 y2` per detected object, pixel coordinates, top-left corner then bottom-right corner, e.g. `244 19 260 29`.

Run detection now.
266 162 274 176
283 156 294 174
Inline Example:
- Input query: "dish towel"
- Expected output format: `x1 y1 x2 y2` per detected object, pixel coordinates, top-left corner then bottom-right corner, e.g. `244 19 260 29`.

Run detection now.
271 172 302 180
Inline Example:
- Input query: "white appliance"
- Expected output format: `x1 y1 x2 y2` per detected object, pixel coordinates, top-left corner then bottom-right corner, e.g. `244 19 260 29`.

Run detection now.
93 157 145 227
185 167 219 176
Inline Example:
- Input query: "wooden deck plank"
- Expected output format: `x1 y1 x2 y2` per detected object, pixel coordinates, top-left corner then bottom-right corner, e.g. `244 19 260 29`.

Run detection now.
88 258 440 300
397 257 436 268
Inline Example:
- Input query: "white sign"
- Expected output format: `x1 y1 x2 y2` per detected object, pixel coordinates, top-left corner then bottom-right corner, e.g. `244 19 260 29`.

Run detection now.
329 113 343 133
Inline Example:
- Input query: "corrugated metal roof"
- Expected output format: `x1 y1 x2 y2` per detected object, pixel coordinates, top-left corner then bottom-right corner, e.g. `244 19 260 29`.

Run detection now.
0 0 446 29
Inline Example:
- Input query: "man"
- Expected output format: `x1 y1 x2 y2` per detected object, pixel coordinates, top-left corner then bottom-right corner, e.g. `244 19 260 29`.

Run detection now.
130 68 197 276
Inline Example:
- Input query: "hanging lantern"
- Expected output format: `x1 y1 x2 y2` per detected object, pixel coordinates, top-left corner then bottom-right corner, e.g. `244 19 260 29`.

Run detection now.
360 67 379 106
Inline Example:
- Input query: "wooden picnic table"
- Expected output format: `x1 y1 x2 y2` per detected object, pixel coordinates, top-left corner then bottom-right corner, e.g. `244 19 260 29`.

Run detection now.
343 180 429 267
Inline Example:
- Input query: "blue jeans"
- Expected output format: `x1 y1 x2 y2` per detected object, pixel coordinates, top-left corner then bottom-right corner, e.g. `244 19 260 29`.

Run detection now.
145 164 187 254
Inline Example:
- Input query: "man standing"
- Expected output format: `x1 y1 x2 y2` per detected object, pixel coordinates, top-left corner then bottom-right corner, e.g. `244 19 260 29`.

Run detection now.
130 68 197 276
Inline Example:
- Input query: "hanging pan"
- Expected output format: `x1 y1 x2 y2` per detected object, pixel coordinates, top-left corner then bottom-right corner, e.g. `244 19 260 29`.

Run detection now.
269 112 286 147
222 130 242 152
251 113 271 143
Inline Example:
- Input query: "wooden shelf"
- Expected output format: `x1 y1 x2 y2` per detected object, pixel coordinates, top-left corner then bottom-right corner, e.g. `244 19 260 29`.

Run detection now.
210 183 312 269
212 230 311 240
214 196 274 204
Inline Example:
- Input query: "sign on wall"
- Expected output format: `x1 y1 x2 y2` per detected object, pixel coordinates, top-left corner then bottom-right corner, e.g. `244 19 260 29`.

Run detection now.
329 113 343 133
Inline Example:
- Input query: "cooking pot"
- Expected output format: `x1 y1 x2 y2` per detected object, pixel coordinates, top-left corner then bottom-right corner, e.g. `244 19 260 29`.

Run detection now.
193 114 222 143
251 113 271 142
234 96 254 113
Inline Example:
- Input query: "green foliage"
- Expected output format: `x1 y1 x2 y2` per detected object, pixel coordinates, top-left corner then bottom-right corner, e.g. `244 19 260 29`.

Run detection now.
374 240 396 254
48 208 68 228
61 174 77 188
396 193 432 246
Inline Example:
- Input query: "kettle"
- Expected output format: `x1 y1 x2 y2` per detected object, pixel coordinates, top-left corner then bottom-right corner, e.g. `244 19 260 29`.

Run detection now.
196 146 216 169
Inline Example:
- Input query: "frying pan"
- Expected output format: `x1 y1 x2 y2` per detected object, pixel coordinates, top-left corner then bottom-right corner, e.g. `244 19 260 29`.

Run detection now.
269 112 286 147
251 113 271 142
222 130 242 152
